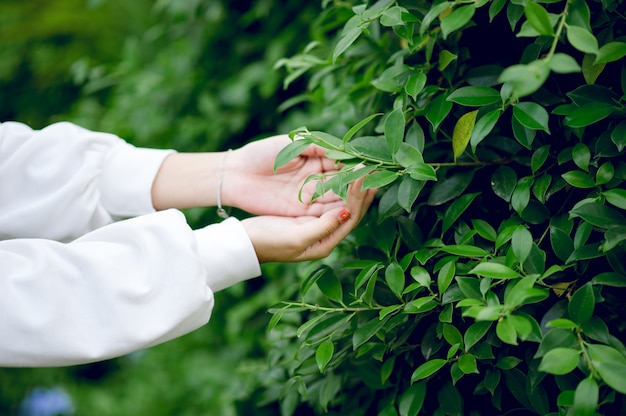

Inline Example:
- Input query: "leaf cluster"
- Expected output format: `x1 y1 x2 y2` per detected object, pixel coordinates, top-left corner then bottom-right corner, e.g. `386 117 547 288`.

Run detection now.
265 0 626 415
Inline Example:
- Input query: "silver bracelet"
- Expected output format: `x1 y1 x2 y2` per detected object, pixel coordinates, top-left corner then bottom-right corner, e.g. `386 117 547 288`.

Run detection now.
216 149 232 219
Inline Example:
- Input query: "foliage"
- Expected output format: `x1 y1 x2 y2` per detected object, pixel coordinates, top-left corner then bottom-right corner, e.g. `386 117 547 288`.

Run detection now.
265 0 626 414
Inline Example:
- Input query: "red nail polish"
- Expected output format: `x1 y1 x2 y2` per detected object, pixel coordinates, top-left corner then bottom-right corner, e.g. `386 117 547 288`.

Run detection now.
339 209 352 223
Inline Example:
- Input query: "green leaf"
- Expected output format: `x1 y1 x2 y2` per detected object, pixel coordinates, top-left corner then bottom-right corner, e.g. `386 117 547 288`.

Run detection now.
410 359 448 383
398 176 425 213
342 113 383 145
407 163 438 182
441 5 475 39
447 86 501 106
533 174 552 204
595 162 614 185
524 1 554 36
573 377 599 416
512 225 533 265
591 272 626 288
550 225 574 262
546 318 578 329
385 262 406 299
438 49 458 71
385 108 405 156
604 189 626 210
595 41 626 64
438 261 456 294
470 109 501 151
274 138 313 171
420 1 453 35
568 282 594 324
611 121 626 151
511 176 532 214
353 316 390 350
582 53 606 85
316 339 334 373
566 25 599 54
603 226 626 252
496 317 518 345
458 353 479 374
399 382 427 416
442 193 479 234
491 165 517 202
426 93 453 131
411 265 431 287
333 26 362 63
317 267 343 303
499 60 550 98
564 103 615 128
443 323 464 349
452 110 478 160
531 145 550 174
513 101 550 133
427 171 474 205
441 245 490 257
472 219 497 242
587 344 626 394
548 53 581 74
562 171 595 188
405 72 427 101
464 321 492 352
469 262 519 279
538 348 581 375
572 143 590 172
362 170 399 190
570 202 626 228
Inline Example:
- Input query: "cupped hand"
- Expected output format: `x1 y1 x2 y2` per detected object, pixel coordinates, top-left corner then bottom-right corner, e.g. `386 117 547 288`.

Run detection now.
224 135 345 217
241 176 376 263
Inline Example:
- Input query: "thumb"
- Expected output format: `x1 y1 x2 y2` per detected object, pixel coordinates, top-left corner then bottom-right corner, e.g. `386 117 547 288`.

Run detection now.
294 207 352 260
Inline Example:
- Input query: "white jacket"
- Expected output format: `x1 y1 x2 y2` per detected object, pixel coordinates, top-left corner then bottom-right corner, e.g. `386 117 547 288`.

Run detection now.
0 122 261 367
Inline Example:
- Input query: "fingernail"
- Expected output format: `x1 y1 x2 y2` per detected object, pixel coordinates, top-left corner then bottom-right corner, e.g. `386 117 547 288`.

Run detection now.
339 209 352 223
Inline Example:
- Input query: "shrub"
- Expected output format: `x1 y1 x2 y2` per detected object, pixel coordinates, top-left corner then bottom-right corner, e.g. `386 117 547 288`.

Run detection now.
265 0 626 414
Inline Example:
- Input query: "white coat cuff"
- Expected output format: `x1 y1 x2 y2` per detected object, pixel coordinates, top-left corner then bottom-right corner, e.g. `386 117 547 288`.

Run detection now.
99 143 175 217
194 217 261 291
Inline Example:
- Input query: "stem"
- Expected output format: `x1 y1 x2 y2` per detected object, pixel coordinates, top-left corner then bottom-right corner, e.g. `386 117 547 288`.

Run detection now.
283 301 387 313
547 2 570 59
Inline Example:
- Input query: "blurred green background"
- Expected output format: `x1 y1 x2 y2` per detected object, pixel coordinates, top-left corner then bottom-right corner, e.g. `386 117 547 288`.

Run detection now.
0 0 324 414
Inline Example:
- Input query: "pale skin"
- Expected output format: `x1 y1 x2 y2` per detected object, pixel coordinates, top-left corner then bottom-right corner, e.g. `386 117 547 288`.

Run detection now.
151 134 377 263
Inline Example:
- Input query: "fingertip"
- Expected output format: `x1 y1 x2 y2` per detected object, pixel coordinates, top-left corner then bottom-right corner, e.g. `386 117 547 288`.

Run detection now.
338 208 352 223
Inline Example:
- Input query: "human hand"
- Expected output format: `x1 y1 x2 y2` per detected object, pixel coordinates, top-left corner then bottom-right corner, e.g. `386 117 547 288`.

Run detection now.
241 176 376 262
223 135 345 217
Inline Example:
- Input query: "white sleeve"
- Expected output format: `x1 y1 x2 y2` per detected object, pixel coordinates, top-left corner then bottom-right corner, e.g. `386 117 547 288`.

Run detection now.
0 121 173 242
0 209 261 367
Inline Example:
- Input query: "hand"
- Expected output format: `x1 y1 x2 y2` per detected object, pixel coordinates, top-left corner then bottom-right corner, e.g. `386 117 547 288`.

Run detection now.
224 135 345 217
241 176 376 262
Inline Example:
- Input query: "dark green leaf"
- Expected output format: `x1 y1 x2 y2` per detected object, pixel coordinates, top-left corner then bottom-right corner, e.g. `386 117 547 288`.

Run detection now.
572 143 590 172
317 267 343 303
385 262 406 299
512 176 532 214
399 382 427 416
512 225 533 265
464 321 492 351
425 93 453 131
611 121 626 151
385 108 405 156
604 188 626 210
442 193 479 234
492 166 518 202
428 171 474 205
405 72 427 101
595 162 614 185
362 170 399 190
470 109 501 151
472 219 497 242
353 316 390 350
316 339 334 373
591 272 626 287
564 103 615 128
513 101 550 133
570 202 626 228
343 113 383 145
531 145 550 174
568 282 594 324
438 261 456 294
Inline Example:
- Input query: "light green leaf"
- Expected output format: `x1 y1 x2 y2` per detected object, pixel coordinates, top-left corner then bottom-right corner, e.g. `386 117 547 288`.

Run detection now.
452 110 478 160
562 171 595 188
548 53 581 74
496 317 518 345
525 1 554 36
499 60 550 98
604 188 626 210
342 113 383 145
595 41 626 64
468 262 520 279
568 282 594 324
438 261 456 294
333 27 362 63
441 5 475 39
410 359 448 383
512 225 533 265
566 25 599 54
470 109 501 151
539 347 581 375
572 143 591 172
385 108 405 156
274 138 313 171
362 170 399 190
587 344 626 394
574 377 599 416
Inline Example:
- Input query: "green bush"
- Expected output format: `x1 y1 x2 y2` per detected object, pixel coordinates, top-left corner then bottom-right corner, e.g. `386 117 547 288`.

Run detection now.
264 0 626 414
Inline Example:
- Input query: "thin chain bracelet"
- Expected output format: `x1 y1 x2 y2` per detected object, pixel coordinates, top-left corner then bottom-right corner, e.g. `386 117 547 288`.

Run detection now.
216 149 232 219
